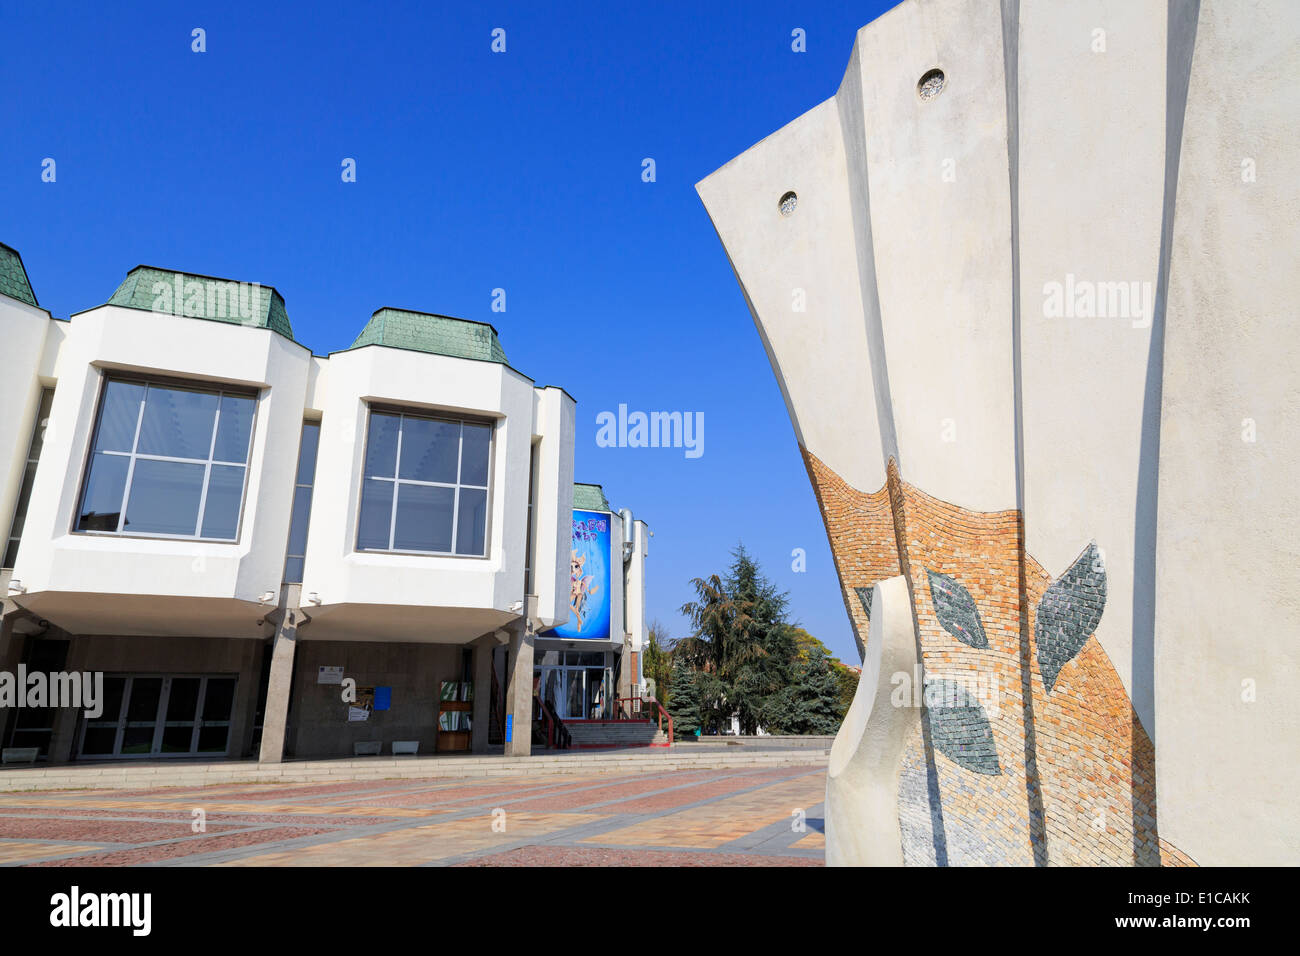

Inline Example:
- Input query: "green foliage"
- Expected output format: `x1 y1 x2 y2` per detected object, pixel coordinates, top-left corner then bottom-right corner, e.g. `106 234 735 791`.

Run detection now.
761 643 844 735
831 660 860 718
674 544 852 736
666 656 700 736
643 620 674 706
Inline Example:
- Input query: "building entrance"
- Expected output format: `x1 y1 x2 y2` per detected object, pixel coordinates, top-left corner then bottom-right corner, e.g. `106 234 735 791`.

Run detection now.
534 650 611 720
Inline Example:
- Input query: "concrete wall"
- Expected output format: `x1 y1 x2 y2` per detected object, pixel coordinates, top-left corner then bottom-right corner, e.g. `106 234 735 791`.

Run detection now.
699 0 1299 865
287 639 460 759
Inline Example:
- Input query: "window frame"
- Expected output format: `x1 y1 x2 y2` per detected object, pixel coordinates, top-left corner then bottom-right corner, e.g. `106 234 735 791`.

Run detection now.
282 419 320 584
355 404 495 559
72 372 260 543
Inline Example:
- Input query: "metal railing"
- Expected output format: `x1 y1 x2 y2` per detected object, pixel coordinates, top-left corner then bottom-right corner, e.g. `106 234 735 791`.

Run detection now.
612 696 673 744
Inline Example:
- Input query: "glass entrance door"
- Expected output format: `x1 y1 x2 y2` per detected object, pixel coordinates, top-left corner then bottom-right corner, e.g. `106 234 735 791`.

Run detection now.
533 651 611 720
77 675 237 759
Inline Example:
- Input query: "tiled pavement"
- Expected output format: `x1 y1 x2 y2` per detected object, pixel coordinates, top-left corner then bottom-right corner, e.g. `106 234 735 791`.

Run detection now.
0 764 827 866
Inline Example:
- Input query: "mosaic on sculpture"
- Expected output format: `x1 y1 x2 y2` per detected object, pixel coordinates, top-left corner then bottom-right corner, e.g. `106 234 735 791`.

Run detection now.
698 0 1300 866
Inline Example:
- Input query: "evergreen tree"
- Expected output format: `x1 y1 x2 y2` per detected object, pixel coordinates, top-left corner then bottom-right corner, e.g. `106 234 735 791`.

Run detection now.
667 655 702 737
761 644 843 734
677 543 851 736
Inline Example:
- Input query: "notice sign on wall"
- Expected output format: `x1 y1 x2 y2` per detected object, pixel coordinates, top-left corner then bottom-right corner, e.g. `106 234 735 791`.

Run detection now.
348 686 375 722
318 666 344 685
541 508 611 641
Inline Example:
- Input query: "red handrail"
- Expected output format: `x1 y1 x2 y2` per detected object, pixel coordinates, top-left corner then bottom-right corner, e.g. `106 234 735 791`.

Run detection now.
612 696 672 744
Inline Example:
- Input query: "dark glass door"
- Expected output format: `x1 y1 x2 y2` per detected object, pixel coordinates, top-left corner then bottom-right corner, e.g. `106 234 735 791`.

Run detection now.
75 674 236 758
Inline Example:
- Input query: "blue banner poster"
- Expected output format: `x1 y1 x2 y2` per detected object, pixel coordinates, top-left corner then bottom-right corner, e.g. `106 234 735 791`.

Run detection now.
541 508 611 640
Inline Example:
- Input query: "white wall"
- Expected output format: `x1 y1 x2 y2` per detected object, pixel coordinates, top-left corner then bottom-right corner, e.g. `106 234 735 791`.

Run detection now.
301 346 537 621
0 296 54 556
847 0 1018 513
531 387 576 630
1017 0 1168 728
13 306 309 629
1153 0 1300 866
624 518 649 655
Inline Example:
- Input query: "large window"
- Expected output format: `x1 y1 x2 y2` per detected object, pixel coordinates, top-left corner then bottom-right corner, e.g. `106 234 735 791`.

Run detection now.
76 378 257 540
357 410 492 557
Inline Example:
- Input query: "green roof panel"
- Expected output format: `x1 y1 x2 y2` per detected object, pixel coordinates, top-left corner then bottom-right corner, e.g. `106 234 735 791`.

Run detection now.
0 242 38 307
574 483 612 512
349 308 508 364
105 265 294 340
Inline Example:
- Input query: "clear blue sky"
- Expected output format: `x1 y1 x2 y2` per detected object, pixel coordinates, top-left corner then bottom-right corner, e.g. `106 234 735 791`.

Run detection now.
1 0 900 664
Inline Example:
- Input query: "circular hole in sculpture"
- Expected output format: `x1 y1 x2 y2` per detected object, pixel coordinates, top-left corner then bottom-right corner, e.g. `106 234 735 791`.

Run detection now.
779 191 798 217
917 68 945 101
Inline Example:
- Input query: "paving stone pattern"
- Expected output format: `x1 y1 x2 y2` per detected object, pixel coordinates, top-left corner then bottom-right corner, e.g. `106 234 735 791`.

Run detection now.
0 763 827 867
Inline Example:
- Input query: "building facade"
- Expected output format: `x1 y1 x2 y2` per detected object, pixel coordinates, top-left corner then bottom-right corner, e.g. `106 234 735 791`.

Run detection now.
0 244 650 763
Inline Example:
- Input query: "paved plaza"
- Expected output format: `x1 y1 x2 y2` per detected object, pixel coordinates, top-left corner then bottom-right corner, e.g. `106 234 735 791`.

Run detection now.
0 762 827 866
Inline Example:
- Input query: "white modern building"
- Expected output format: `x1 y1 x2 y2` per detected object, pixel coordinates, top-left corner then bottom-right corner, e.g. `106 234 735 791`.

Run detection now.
0 244 653 763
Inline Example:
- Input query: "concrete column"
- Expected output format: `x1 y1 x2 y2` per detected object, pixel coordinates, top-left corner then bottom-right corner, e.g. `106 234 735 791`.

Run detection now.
617 640 633 706
259 585 302 764
46 635 85 764
470 635 494 754
503 621 533 757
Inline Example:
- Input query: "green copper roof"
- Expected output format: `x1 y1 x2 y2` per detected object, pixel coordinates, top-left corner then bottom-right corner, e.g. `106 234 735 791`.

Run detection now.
105 266 293 340
0 243 38 307
574 483 611 512
349 308 508 364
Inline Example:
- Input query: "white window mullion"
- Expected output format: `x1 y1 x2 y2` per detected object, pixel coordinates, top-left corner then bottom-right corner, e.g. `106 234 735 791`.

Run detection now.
389 416 404 551
115 387 149 534
195 391 222 536
450 423 463 553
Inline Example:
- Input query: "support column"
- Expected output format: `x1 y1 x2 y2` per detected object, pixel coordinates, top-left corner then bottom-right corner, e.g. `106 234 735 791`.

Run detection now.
470 634 494 754
259 585 302 764
617 640 633 704
503 621 533 757
46 635 84 764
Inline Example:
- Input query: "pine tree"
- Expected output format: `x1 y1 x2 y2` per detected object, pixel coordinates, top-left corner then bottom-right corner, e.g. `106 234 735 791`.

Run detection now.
667 656 703 738
762 644 844 734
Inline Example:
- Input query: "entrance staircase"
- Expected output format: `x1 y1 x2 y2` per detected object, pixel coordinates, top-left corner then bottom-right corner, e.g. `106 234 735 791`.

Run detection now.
565 720 669 749
488 671 672 751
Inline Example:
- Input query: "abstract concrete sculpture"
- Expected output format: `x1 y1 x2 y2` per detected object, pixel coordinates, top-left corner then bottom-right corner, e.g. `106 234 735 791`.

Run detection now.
699 0 1299 865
